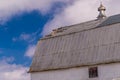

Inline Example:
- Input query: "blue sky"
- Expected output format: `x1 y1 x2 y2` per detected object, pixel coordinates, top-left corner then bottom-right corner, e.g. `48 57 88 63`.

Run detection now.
0 11 46 65
0 0 120 80
0 1 68 66
0 1 74 80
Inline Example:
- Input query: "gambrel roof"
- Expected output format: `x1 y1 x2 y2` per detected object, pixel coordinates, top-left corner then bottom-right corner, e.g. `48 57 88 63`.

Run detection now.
29 14 120 72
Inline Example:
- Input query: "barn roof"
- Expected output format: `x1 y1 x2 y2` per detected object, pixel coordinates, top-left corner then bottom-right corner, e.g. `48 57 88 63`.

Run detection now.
29 14 120 72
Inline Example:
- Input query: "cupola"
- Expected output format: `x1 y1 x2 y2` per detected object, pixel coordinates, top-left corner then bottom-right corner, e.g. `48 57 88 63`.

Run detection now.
97 2 106 19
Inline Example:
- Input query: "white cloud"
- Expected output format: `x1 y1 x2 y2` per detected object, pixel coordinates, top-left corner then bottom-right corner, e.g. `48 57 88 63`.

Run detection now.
0 57 14 63
12 33 31 42
25 45 36 58
0 57 30 80
19 33 31 41
41 0 120 35
12 30 40 43
0 0 73 23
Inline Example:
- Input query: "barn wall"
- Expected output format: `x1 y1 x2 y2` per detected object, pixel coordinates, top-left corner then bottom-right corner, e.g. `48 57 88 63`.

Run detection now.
31 63 120 80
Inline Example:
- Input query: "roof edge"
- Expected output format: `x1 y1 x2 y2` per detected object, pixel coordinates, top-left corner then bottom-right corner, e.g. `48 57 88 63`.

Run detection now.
29 61 120 73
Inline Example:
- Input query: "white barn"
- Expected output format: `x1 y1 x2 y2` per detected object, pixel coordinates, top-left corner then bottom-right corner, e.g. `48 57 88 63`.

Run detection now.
29 3 120 80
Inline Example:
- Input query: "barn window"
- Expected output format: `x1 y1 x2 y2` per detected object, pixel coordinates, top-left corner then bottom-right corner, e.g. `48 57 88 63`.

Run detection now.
89 67 98 78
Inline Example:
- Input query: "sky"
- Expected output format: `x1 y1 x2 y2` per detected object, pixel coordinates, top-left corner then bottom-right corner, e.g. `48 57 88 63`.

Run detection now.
0 0 120 80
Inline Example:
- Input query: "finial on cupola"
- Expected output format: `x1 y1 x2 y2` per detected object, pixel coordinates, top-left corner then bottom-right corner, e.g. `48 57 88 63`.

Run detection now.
97 2 106 19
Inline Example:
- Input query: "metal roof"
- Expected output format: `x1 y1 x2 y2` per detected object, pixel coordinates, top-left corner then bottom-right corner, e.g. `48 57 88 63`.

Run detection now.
29 14 120 72
98 14 120 27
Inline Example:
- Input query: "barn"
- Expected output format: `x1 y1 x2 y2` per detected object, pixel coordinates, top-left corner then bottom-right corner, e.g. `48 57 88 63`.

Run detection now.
29 3 120 80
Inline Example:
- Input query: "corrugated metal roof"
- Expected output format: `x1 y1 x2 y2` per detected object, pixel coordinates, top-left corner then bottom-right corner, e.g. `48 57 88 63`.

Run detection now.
30 14 120 72
98 14 120 27
44 19 106 39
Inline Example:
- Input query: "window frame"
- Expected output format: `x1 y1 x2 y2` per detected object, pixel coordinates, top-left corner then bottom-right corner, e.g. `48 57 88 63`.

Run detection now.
89 67 98 78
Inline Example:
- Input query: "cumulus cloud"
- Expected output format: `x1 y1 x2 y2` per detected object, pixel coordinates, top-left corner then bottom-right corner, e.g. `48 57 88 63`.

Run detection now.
0 0 73 23
0 57 30 80
25 45 36 58
41 0 120 35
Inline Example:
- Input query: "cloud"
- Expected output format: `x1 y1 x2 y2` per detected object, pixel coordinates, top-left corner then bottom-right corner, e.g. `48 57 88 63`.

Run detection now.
0 57 14 63
13 33 31 42
0 0 73 24
25 45 36 58
19 33 31 41
12 28 41 43
41 0 120 35
0 57 30 80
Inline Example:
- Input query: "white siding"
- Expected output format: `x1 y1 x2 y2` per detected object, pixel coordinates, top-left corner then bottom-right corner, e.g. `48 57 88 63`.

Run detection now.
31 63 120 80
